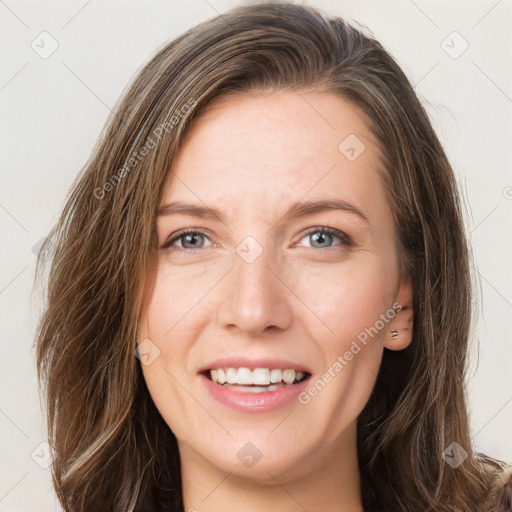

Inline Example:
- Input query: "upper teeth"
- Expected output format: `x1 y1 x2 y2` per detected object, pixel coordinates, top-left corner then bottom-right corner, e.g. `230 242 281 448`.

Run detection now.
210 368 305 386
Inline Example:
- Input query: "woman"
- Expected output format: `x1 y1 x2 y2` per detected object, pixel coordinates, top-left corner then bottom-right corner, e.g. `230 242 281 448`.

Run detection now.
34 2 511 511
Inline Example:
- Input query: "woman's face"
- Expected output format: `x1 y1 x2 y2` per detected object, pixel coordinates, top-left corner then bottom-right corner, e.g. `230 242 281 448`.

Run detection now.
139 90 412 483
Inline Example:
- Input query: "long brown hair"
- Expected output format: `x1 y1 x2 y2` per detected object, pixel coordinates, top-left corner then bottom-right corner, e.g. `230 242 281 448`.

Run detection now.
34 3 507 511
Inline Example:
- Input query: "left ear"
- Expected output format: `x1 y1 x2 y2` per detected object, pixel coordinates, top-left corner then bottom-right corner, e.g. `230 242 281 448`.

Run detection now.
383 276 414 351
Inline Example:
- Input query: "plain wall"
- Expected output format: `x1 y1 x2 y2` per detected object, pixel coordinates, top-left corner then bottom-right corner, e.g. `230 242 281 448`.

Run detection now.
0 1 511 510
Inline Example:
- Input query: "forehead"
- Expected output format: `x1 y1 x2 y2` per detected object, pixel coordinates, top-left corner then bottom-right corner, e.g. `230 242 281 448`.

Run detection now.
162 91 388 223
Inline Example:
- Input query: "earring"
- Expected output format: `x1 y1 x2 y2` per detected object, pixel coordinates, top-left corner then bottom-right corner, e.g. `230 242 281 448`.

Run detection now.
390 329 398 338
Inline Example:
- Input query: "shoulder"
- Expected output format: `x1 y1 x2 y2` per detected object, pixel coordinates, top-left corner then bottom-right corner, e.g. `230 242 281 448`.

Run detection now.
478 453 512 512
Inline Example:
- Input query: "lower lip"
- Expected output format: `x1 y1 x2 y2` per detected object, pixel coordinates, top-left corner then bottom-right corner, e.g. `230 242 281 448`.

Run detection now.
201 374 310 413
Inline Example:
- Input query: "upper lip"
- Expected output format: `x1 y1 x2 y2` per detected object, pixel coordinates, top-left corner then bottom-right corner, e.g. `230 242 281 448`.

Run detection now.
199 357 312 374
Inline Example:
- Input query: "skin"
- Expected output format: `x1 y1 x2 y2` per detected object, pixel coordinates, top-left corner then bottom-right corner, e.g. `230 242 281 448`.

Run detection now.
138 90 414 512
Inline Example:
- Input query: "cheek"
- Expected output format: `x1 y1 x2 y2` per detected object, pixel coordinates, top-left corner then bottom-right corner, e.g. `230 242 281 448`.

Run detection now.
291 259 394 428
140 263 222 357
287 255 395 347
138 266 216 422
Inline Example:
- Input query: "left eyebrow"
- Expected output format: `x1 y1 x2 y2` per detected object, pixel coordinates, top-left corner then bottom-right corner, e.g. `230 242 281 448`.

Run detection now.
277 199 370 226
158 198 370 227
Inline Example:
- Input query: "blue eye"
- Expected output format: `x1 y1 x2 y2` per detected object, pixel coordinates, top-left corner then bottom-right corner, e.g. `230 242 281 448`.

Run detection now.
161 226 351 253
299 227 351 249
162 230 212 251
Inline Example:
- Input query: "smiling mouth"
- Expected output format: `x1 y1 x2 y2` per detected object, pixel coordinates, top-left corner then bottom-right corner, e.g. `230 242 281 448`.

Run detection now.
202 367 311 393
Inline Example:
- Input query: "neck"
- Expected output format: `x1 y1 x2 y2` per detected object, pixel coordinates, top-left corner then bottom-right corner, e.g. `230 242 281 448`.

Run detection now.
179 423 363 512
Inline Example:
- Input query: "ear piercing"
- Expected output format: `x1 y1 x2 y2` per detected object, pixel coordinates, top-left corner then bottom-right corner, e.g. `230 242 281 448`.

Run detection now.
390 330 398 338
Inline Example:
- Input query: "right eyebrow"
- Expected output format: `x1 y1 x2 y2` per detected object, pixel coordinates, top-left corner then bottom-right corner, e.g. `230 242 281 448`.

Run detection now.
158 201 227 223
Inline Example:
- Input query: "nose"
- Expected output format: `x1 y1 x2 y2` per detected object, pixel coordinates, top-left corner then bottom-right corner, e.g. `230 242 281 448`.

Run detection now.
216 243 292 336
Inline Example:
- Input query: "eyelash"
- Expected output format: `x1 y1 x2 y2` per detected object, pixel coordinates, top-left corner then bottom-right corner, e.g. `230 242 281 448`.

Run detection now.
161 229 215 252
161 227 352 253
300 226 352 250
